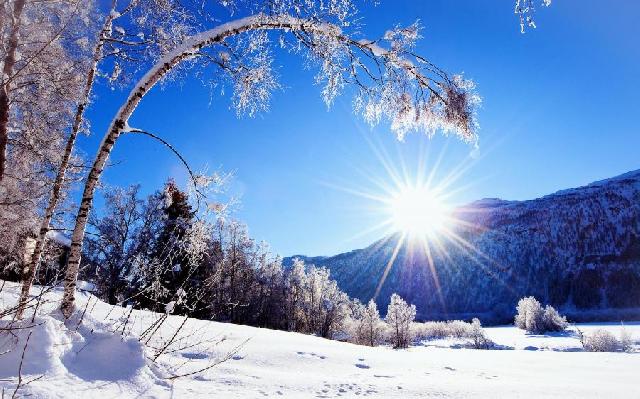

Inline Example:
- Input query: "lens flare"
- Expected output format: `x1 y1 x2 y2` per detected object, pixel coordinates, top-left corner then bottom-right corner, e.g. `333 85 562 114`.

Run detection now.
389 184 450 238
318 132 506 307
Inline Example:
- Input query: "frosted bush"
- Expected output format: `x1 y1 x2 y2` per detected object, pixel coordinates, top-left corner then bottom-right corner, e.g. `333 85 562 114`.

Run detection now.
619 326 633 353
469 318 494 350
515 296 567 334
412 320 475 341
582 329 619 352
541 305 568 332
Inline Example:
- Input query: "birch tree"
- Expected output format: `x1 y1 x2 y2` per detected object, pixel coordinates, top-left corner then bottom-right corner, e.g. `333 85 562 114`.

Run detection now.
0 0 26 182
15 1 106 318
59 0 482 317
0 0 86 281
16 0 195 318
0 0 87 181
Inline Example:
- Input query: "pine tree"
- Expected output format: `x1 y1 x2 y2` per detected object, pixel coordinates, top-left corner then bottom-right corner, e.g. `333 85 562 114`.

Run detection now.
142 180 196 314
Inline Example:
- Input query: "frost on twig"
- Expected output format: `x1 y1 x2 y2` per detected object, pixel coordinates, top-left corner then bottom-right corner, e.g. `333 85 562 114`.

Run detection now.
515 0 552 33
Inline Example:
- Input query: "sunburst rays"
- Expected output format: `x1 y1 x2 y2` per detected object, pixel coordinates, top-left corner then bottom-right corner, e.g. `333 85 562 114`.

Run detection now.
320 129 509 312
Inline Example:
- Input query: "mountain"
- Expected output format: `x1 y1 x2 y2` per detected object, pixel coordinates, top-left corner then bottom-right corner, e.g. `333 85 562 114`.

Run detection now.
285 170 640 323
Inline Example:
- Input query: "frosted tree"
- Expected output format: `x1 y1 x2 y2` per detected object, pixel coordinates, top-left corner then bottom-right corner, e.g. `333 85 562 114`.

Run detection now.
385 293 416 349
252 248 286 327
213 219 257 321
1 0 87 292
0 0 88 181
303 266 350 338
81 185 145 305
15 0 199 318
58 0 483 318
355 299 385 346
131 180 216 315
0 0 26 181
284 258 308 331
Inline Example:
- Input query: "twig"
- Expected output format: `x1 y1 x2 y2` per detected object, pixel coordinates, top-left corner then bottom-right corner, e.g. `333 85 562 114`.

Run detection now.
153 316 188 361
12 329 33 398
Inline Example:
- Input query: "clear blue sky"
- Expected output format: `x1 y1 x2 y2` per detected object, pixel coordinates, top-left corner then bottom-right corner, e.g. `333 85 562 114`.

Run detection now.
82 0 640 257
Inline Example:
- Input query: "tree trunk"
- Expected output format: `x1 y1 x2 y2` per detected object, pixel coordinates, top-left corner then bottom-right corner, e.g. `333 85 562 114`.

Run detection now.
60 14 333 318
0 0 26 182
15 12 114 319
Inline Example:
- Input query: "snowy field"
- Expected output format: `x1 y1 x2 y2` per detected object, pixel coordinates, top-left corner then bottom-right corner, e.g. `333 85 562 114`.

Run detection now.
0 282 639 399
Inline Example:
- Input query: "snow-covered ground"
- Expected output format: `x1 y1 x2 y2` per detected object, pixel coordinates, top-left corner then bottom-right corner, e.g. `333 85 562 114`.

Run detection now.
1 282 638 398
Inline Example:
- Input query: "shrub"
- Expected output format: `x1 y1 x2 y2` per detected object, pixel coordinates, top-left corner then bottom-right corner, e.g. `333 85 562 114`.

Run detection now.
469 318 494 349
581 329 619 352
515 296 567 334
412 320 474 341
541 305 568 332
620 325 633 353
411 319 493 349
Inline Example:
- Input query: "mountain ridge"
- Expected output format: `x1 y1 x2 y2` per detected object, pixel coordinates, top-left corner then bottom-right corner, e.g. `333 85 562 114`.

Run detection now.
285 168 640 322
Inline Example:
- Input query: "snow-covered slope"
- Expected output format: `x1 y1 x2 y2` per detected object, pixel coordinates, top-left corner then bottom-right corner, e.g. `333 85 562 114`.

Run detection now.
285 169 640 321
0 282 638 398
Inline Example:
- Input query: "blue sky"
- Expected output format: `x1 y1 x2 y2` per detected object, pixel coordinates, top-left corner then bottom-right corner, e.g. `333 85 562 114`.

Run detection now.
82 0 640 257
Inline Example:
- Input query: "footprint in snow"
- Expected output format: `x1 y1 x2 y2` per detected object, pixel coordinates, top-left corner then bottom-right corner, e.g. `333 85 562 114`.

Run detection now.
296 351 326 360
182 352 208 360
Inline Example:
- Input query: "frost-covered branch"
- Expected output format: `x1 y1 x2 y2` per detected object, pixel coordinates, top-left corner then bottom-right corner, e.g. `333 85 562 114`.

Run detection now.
515 0 552 33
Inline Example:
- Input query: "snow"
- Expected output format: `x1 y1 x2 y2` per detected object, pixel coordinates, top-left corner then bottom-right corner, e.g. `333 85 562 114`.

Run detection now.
45 230 71 247
0 281 638 398
76 280 96 292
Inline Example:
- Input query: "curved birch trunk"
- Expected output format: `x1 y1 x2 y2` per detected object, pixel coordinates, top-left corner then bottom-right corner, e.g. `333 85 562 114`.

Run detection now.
16 13 115 319
60 14 323 318
0 0 26 182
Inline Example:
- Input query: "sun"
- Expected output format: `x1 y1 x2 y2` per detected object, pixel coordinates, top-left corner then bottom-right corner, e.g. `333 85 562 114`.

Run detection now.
389 184 450 237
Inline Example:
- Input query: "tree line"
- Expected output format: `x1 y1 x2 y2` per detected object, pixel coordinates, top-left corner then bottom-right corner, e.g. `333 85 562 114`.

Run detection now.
72 181 419 347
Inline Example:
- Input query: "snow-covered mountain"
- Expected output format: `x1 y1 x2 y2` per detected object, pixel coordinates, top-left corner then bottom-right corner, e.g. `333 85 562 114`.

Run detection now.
286 170 640 322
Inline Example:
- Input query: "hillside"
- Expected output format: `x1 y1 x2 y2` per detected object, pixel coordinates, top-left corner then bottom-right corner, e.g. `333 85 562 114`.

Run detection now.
286 170 640 322
0 282 638 398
